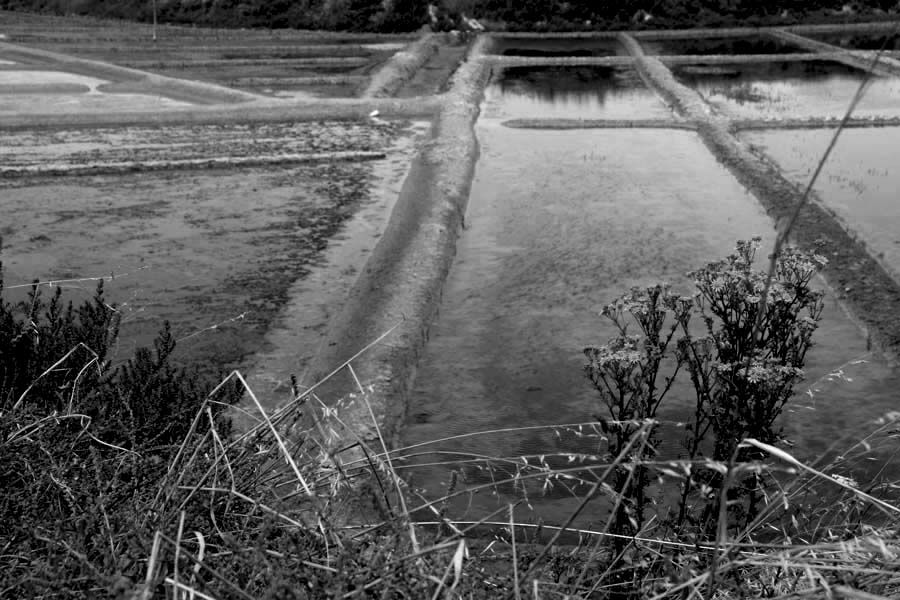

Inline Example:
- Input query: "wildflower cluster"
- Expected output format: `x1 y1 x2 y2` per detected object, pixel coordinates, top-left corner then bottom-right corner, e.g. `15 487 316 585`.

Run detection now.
585 239 826 538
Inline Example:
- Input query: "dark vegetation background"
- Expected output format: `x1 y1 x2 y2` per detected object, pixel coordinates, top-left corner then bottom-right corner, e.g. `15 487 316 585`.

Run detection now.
1 0 899 32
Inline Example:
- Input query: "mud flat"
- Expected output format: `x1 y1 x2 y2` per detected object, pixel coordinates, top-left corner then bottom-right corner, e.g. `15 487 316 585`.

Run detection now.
0 121 407 166
0 68 196 112
0 121 422 374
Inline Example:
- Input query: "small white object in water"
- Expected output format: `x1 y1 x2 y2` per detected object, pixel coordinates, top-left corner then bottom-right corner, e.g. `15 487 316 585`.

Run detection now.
369 109 380 118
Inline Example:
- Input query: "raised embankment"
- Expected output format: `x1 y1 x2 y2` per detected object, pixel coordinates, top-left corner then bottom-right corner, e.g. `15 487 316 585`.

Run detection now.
0 95 441 129
0 35 445 128
362 33 443 98
290 38 491 448
621 32 900 359
771 30 900 76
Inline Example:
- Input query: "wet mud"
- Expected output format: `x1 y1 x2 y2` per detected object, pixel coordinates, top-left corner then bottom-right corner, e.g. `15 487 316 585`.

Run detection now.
0 122 422 376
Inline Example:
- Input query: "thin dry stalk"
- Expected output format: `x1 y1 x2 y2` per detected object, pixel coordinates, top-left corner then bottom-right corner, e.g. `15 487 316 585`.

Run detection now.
234 370 313 497
742 439 900 518
510 504 522 600
348 363 420 553
173 511 185 598
156 532 255 600
144 531 163 589
164 578 219 600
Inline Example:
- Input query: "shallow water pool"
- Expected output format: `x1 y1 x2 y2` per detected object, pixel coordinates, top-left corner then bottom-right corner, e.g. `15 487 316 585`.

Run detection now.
675 60 900 120
741 126 900 283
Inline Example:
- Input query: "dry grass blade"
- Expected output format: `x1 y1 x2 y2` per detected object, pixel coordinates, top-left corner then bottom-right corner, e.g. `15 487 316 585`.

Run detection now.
233 370 313 497
156 532 255 600
509 504 522 600
144 531 162 589
742 438 900 517
173 511 186 599
164 578 220 600
831 586 892 600
228 321 402 447
348 363 420 553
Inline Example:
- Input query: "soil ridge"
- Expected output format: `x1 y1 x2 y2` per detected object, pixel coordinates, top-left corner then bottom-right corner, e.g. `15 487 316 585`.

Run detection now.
285 37 492 449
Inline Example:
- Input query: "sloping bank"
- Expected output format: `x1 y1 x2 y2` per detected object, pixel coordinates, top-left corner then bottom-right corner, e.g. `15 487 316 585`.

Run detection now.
294 38 491 448
362 33 443 98
621 32 900 358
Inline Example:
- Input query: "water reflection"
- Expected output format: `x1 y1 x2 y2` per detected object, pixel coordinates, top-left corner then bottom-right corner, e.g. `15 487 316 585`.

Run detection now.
483 66 672 120
641 35 806 56
492 37 621 57
814 32 900 51
676 60 900 119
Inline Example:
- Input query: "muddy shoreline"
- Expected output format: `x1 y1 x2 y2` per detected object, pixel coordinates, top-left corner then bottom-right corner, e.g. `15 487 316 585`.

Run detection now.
1 122 421 380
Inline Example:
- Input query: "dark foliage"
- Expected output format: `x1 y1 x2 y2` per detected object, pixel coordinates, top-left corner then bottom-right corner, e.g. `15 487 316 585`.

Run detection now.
0 245 243 597
0 0 897 31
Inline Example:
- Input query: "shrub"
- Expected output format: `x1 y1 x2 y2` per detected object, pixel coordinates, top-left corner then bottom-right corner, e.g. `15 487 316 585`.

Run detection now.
0 246 241 596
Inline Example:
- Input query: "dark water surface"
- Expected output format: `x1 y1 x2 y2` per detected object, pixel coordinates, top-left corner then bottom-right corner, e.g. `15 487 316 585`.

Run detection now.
490 37 624 57
400 122 900 527
812 32 900 51
482 65 672 121
640 35 806 56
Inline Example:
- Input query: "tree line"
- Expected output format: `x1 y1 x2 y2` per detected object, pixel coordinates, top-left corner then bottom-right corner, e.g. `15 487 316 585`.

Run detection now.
0 0 897 33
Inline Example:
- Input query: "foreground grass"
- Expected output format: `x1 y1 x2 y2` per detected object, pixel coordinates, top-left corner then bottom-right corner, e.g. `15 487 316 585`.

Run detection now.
2 237 900 599
3 332 900 597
